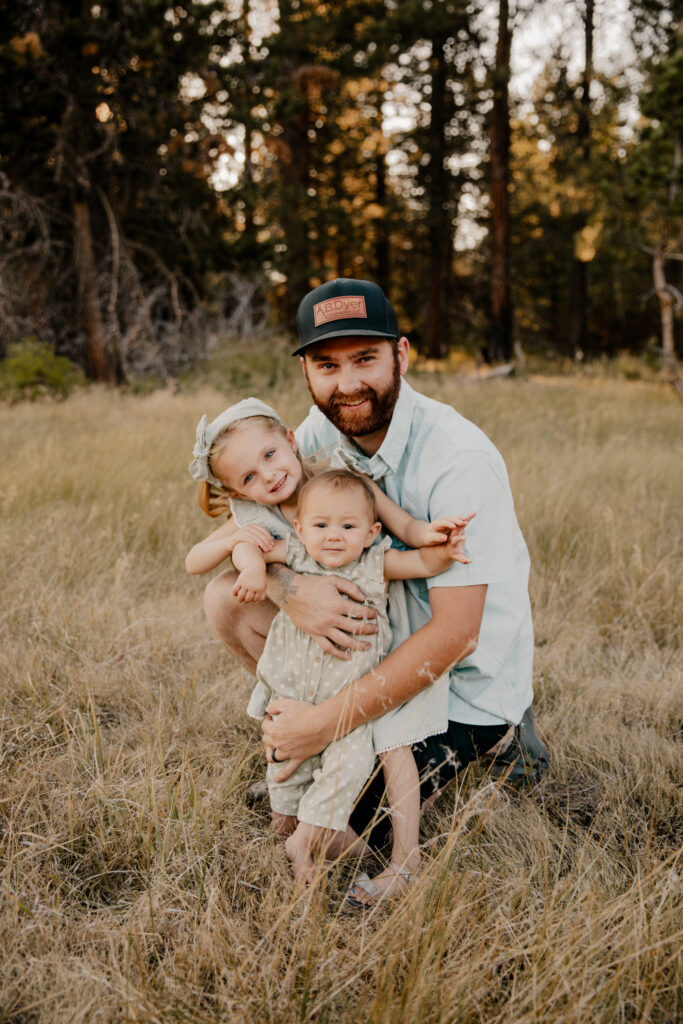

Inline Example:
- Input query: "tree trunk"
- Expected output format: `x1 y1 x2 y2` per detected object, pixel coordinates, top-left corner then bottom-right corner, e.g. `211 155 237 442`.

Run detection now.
490 0 513 363
425 31 451 359
73 198 111 382
566 0 593 358
279 72 312 329
654 134 683 402
375 142 391 294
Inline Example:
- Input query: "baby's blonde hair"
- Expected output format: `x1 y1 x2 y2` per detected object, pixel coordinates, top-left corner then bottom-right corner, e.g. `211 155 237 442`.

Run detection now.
197 415 313 518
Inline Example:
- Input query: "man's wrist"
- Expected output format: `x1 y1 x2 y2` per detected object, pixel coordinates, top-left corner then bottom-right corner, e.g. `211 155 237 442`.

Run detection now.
265 563 299 607
314 699 339 747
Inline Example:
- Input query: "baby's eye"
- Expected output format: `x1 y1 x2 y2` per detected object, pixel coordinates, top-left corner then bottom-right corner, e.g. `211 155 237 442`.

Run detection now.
342 523 355 530
314 521 327 529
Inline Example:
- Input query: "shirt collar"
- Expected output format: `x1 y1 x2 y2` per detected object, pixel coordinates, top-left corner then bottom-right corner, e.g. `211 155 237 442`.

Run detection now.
340 379 417 480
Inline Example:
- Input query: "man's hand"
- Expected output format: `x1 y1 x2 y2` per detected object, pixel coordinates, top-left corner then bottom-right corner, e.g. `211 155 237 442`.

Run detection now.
266 567 377 660
262 698 333 782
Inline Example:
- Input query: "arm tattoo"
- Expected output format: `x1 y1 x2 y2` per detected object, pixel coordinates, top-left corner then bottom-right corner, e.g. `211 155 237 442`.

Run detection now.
266 564 300 607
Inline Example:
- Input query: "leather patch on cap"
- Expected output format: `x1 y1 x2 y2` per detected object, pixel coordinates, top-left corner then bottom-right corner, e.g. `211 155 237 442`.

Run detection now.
313 295 367 327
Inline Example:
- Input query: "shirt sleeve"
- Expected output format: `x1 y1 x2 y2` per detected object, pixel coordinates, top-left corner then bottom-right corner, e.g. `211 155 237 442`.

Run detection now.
426 451 520 588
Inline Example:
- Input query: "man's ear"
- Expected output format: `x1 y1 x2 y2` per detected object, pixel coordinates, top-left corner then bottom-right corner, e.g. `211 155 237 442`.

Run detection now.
397 337 410 376
365 521 382 548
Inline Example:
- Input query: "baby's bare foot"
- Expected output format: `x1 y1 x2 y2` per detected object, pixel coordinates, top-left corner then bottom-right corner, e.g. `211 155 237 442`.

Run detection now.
284 833 316 886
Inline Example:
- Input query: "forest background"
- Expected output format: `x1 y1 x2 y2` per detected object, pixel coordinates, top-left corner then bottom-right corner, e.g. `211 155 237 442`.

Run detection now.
1 0 682 389
1 4 682 1020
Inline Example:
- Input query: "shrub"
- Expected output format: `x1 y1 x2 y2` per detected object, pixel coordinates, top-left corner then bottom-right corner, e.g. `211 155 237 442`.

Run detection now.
0 336 85 401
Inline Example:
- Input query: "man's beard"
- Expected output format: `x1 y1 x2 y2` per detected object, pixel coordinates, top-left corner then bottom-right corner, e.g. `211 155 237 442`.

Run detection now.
304 349 401 437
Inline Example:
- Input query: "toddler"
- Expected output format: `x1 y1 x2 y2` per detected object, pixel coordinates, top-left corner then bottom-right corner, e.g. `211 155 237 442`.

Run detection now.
186 399 473 898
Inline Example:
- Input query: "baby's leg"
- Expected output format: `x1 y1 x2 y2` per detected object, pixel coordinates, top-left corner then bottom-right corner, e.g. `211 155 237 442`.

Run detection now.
272 812 297 840
284 822 334 885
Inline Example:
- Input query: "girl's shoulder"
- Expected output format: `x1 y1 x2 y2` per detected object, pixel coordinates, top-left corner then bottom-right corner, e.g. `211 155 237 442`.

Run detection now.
229 497 294 540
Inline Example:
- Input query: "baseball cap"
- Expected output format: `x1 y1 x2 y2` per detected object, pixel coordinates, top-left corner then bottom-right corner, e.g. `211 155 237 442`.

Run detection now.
293 278 399 356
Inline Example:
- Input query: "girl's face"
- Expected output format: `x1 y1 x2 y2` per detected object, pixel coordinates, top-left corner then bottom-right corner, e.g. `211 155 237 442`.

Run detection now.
213 422 302 506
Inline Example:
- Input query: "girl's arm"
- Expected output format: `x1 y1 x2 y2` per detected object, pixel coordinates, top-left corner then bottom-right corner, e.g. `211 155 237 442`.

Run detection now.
185 520 275 575
383 523 470 581
231 539 286 603
366 478 474 548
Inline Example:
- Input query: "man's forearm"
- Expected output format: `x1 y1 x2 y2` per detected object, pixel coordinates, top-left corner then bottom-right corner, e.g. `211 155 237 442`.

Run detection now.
317 585 486 743
265 563 299 607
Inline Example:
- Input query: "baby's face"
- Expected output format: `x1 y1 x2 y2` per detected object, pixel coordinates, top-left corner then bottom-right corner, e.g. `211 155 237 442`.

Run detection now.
294 482 381 568
213 423 302 505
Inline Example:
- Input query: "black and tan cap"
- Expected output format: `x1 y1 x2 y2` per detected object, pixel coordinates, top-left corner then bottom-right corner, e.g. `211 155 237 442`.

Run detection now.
293 278 399 356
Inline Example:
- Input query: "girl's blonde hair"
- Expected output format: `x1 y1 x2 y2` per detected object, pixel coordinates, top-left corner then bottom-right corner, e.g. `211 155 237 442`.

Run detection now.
197 415 314 518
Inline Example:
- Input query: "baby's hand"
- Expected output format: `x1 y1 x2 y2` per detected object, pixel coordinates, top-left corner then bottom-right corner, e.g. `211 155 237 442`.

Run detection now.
233 565 268 603
229 524 275 553
418 512 476 547
444 522 472 565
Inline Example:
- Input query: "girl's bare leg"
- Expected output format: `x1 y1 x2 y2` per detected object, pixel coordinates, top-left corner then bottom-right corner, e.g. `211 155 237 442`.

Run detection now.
347 747 421 904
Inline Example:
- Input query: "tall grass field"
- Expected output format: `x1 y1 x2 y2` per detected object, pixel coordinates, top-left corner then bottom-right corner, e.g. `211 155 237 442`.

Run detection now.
1 358 681 1023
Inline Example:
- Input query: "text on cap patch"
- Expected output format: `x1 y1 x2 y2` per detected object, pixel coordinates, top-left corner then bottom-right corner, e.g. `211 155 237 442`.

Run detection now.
313 295 367 327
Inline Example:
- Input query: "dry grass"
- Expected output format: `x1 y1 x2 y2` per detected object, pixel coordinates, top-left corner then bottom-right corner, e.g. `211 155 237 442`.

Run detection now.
1 365 681 1023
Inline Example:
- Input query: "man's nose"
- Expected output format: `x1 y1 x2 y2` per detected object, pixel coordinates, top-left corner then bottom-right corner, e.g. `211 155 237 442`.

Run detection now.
336 365 363 394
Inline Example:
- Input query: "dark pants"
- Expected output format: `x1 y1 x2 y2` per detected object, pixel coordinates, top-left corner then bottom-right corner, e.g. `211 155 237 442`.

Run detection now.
349 720 510 850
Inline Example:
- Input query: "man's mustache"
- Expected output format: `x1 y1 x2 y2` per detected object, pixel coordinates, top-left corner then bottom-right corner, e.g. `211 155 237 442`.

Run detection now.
329 389 377 409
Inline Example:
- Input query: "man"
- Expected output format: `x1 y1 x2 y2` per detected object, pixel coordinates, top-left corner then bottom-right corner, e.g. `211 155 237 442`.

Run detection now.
204 278 548 848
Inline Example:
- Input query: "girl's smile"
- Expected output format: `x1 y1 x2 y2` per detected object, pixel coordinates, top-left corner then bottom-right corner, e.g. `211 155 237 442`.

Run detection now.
213 423 302 507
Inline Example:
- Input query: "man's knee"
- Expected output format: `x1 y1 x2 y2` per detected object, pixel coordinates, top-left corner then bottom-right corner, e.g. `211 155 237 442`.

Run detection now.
203 569 239 639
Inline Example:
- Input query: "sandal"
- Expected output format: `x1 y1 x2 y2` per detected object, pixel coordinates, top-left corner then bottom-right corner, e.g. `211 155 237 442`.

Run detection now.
342 865 413 910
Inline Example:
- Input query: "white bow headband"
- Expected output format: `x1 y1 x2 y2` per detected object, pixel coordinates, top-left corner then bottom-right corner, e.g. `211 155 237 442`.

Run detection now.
188 397 283 488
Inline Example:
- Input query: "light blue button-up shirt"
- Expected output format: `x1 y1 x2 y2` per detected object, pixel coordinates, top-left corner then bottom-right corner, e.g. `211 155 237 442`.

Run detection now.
295 379 534 726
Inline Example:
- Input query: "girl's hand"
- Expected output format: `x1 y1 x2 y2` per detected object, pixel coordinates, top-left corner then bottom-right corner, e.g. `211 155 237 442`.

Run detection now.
417 512 476 547
233 565 268 603
228 524 276 554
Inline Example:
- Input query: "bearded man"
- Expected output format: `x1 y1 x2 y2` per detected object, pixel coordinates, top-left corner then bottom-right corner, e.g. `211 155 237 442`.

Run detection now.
204 278 548 850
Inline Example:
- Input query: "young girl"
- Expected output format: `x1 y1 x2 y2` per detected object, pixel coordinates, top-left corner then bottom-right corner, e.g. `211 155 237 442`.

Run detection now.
186 399 473 900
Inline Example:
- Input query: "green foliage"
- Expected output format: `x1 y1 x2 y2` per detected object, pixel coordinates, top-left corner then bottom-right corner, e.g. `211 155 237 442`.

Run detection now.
0 337 85 402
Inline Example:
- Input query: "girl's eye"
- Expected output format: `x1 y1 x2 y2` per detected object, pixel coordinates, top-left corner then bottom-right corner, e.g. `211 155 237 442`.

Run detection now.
244 473 254 484
264 449 275 459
